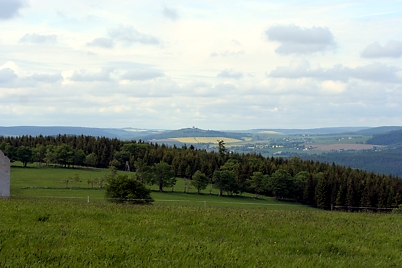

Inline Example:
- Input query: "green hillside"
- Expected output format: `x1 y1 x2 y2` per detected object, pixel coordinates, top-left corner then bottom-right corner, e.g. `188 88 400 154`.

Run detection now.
142 127 249 141
366 129 402 146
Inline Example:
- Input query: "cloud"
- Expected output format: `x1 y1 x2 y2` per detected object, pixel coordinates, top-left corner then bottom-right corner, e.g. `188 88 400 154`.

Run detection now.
108 25 160 45
217 69 243 79
352 62 401 82
0 68 18 83
121 69 164 81
69 68 113 82
269 59 349 81
210 50 245 57
0 67 63 87
87 37 114 49
28 73 63 83
268 60 402 83
265 24 335 55
163 7 178 21
0 0 25 20
19 33 57 44
361 40 402 58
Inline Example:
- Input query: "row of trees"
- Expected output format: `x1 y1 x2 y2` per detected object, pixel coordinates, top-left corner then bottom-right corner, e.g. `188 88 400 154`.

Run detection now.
0 143 99 168
1 134 402 209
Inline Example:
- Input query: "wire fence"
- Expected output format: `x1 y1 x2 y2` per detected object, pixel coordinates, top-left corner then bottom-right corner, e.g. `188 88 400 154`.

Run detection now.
6 195 398 212
332 205 395 212
8 195 313 208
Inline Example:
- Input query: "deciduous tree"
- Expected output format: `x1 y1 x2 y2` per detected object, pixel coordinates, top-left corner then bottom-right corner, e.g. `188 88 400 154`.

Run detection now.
191 170 209 194
105 174 153 204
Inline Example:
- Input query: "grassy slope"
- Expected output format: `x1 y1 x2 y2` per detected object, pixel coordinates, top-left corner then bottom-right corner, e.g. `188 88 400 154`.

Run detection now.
1 199 401 267
10 163 310 209
4 163 402 267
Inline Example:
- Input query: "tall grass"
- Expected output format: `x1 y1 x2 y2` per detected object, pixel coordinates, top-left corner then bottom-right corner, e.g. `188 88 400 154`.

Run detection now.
1 198 401 267
4 163 402 266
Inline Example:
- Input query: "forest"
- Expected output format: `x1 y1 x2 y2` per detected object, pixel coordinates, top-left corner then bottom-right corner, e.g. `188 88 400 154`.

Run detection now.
1 134 402 210
302 148 402 177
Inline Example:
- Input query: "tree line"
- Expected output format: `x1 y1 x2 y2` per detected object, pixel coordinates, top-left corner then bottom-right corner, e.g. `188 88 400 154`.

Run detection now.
1 134 402 210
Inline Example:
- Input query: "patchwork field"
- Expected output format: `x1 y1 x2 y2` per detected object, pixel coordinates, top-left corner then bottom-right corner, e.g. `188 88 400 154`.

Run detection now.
169 137 242 144
309 143 381 151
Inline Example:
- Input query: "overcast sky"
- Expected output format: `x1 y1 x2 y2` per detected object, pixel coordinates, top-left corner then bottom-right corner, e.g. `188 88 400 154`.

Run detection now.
1 0 402 130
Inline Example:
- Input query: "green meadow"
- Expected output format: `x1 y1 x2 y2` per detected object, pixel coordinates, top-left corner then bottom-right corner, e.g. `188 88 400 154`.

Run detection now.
10 163 311 209
1 163 402 267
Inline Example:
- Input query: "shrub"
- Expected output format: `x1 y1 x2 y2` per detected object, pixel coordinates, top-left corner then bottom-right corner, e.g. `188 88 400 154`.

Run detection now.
105 174 154 204
392 204 402 214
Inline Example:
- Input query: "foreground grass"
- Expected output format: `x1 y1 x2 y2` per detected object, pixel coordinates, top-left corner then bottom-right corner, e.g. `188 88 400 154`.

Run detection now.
1 198 401 267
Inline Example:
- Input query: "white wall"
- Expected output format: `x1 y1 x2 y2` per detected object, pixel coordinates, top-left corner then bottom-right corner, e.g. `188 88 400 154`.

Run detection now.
0 150 10 197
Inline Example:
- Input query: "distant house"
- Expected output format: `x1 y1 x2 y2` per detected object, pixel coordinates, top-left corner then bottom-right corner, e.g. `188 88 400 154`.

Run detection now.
0 150 10 197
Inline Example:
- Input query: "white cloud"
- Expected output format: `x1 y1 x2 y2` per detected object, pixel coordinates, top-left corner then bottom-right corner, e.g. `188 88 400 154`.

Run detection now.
69 68 114 82
163 7 178 21
87 37 114 49
320 81 346 94
19 33 57 44
28 73 63 83
269 60 402 83
108 25 160 45
361 40 402 58
0 68 18 83
0 66 62 87
265 24 335 55
217 69 243 80
1 1 402 129
210 50 245 57
121 69 164 81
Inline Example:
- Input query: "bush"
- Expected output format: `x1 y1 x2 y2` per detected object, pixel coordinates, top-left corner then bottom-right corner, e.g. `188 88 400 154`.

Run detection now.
392 204 402 214
105 174 154 204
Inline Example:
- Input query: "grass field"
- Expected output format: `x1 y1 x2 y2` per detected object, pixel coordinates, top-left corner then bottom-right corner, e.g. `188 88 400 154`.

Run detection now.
3 163 402 267
1 198 402 267
10 162 310 209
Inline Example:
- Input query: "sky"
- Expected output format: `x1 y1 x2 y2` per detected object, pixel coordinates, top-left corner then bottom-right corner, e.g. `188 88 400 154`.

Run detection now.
1 0 402 130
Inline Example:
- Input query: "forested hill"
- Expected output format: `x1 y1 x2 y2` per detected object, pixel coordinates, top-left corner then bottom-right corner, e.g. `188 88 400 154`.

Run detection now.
302 148 402 177
0 126 139 139
142 127 248 140
356 126 402 136
366 129 402 146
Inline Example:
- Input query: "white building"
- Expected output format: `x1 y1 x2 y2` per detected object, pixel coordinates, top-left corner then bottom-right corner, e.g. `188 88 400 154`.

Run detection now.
0 150 10 197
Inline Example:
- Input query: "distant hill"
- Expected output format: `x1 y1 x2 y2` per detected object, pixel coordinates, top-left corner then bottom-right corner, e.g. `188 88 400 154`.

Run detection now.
356 126 402 136
142 127 249 141
245 127 370 135
0 126 165 140
302 148 402 177
2 125 401 142
366 129 402 146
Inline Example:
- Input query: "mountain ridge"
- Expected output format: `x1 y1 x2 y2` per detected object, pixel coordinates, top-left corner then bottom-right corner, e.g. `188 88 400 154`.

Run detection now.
0 125 401 140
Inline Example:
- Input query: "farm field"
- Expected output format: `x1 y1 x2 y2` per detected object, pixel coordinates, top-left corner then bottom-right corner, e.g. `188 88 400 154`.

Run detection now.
169 137 242 144
308 143 380 151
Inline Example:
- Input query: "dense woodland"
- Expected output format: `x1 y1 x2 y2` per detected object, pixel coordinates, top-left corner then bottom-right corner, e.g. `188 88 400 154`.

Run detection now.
1 134 402 209
366 129 402 145
302 148 402 177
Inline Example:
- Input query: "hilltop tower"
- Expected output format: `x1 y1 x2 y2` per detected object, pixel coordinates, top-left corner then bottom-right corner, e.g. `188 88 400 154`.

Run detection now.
0 150 10 197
